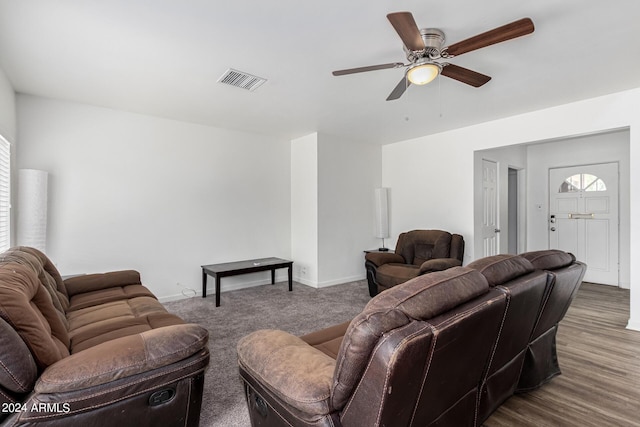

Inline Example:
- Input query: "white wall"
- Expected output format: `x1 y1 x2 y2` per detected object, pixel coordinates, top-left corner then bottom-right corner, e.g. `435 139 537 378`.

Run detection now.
0 67 15 142
291 132 382 287
17 94 291 300
383 138 474 264
291 133 319 284
317 133 381 286
382 88 640 330
526 130 630 288
0 66 16 249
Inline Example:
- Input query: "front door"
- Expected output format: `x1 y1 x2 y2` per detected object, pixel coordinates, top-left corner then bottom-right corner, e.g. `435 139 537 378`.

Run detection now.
548 163 619 285
481 159 499 257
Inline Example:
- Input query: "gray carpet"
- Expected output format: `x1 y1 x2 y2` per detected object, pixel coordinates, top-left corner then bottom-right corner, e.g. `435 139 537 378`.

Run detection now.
163 280 371 427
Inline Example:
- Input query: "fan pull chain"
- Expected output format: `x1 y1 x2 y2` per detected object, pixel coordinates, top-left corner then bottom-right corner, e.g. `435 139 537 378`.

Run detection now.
438 73 443 118
404 74 411 123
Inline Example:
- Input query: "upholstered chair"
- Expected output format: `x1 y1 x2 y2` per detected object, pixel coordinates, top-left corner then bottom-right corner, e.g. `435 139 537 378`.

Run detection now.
365 229 464 296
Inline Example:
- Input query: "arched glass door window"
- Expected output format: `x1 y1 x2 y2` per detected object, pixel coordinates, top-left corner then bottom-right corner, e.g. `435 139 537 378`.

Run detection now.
559 173 607 193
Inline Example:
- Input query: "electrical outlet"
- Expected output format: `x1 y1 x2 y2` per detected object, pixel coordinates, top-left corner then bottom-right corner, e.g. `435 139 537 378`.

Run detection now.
300 266 307 276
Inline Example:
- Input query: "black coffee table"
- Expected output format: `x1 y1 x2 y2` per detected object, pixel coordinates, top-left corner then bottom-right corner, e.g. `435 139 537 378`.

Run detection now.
201 257 293 306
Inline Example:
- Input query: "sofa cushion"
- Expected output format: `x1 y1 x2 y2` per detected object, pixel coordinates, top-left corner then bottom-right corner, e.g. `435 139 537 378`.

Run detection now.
414 243 435 265
331 267 489 409
397 230 452 265
238 329 336 418
0 316 37 393
0 263 70 369
367 267 489 320
419 257 463 274
67 284 156 312
300 321 351 359
376 263 420 289
67 297 184 353
519 250 576 270
64 270 142 295
467 254 535 287
37 324 209 393
0 246 69 315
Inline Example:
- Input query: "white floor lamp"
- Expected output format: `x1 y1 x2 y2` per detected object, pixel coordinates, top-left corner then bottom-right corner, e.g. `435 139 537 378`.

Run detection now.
374 187 390 251
17 169 48 252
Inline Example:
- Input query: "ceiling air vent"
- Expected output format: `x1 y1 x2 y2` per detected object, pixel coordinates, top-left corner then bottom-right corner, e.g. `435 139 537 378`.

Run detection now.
217 68 267 92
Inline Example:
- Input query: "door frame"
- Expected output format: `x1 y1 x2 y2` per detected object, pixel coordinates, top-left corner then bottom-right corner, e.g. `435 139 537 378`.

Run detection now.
481 158 499 257
508 166 527 254
547 161 620 286
474 155 527 258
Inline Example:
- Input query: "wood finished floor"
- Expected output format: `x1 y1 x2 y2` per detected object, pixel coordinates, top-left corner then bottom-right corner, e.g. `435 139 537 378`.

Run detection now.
484 282 640 427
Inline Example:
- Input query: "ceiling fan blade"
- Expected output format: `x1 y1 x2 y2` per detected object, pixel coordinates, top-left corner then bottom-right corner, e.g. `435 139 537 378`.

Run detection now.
441 64 491 87
386 77 410 101
444 17 534 56
387 12 425 51
332 62 404 76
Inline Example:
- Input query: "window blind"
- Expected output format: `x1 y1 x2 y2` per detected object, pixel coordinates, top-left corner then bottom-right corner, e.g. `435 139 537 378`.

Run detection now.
0 136 10 252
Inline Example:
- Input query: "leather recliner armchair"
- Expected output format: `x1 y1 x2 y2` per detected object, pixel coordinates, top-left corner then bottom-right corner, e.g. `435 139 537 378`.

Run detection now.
365 229 464 296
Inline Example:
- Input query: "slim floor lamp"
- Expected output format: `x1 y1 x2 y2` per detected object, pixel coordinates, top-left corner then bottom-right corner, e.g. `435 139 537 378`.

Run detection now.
17 169 48 252
374 187 389 251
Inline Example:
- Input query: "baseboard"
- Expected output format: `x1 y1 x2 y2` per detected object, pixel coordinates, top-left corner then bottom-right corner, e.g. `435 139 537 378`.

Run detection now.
293 276 317 288
317 274 366 288
292 274 366 289
626 318 640 332
158 277 284 303
159 290 201 303
159 274 367 302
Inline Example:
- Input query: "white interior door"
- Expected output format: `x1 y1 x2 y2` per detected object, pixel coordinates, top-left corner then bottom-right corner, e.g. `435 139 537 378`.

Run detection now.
481 159 499 257
549 163 619 285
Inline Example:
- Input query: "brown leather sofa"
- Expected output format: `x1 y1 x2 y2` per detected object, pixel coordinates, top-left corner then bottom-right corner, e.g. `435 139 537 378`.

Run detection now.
0 246 210 427
515 250 586 392
365 229 464 296
237 249 585 427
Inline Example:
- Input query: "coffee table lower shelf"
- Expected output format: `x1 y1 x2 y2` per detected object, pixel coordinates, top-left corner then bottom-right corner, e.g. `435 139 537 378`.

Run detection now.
201 257 293 307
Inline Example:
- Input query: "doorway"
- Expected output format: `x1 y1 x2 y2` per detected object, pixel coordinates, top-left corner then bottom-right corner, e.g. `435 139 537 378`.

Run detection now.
548 162 619 285
481 159 498 257
474 130 629 289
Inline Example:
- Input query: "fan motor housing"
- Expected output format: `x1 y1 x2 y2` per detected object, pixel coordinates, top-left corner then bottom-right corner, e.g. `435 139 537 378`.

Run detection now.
421 28 445 50
405 28 445 61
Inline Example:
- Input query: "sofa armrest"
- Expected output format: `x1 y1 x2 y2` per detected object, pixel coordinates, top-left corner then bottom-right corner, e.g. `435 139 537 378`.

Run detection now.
35 323 208 393
64 270 142 296
365 252 405 267
237 329 335 416
419 257 462 274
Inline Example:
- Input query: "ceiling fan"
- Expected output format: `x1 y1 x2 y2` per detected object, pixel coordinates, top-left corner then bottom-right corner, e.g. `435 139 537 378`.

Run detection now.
332 12 534 101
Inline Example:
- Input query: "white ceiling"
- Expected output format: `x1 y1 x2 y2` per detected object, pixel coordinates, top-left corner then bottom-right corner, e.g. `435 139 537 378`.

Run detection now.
1 0 639 145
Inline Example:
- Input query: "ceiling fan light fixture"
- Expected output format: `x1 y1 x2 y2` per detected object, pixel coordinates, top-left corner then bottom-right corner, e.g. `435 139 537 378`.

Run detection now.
407 62 440 85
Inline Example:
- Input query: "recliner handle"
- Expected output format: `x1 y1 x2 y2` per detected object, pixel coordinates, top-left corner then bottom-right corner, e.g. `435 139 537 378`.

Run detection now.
148 388 176 406
253 392 268 417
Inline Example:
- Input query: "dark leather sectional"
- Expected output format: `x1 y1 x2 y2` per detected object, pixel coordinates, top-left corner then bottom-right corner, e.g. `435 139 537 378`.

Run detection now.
237 249 585 427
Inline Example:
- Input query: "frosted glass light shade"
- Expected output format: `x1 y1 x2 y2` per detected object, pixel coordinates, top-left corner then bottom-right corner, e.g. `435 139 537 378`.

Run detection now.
407 63 439 85
374 188 389 239
17 169 48 252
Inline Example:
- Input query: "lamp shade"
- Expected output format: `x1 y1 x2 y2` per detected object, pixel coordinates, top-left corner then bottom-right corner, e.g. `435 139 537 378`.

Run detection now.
374 187 389 239
407 63 440 85
17 169 48 252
